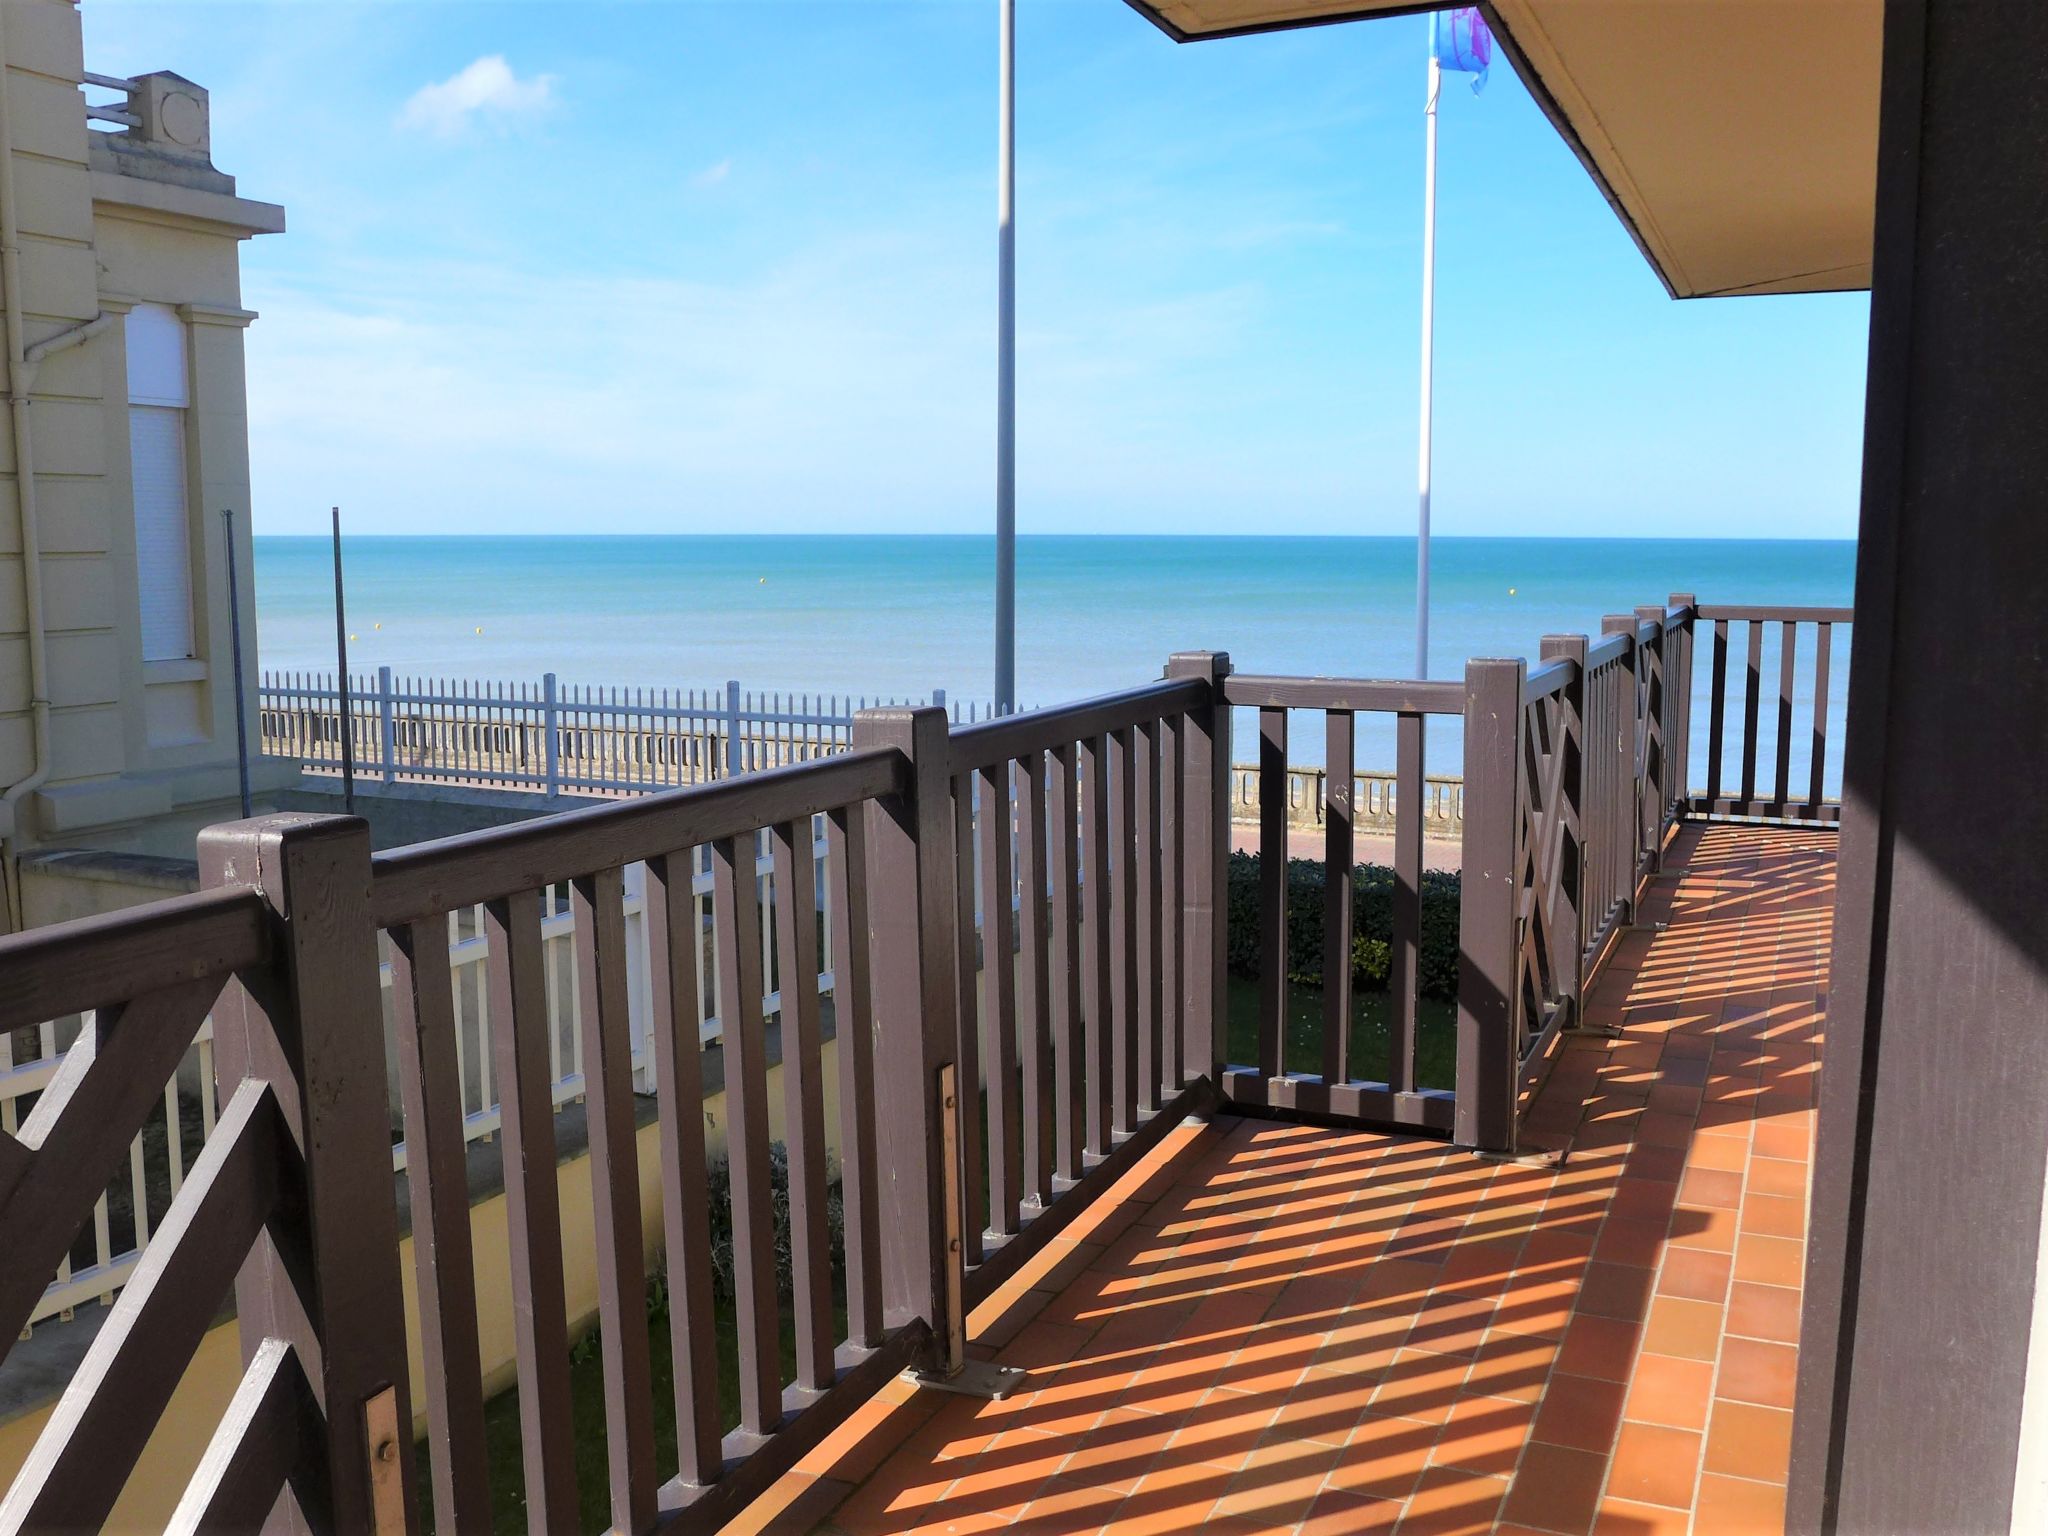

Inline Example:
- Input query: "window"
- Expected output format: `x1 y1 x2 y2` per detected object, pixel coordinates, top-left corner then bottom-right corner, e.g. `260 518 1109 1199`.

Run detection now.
125 303 193 661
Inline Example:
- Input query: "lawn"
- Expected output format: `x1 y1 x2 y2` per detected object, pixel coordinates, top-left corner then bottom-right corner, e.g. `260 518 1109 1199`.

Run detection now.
1224 973 1458 1091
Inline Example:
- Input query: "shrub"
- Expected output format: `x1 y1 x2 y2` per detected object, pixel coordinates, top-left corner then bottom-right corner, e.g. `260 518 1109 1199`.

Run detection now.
1225 853 1461 1001
695 1143 846 1304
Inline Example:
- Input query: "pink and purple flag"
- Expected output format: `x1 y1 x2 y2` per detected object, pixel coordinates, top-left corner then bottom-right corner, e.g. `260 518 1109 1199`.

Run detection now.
1432 7 1494 93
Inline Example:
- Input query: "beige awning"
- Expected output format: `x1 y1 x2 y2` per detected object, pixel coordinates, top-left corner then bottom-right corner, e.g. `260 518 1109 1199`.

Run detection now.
1122 0 1882 299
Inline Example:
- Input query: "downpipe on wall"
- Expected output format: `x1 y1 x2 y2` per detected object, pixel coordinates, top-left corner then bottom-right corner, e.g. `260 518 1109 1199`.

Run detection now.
0 15 115 932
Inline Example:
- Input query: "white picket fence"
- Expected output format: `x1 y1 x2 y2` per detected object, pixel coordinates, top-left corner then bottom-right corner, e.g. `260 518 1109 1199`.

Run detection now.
259 670 995 795
5 825 841 1334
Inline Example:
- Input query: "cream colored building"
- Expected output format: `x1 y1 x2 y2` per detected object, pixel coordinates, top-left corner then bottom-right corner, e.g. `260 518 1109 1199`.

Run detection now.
0 0 289 932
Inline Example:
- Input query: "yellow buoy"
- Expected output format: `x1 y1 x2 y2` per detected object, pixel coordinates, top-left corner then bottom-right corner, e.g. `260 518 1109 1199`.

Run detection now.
758 576 767 584
1508 587 1517 596
475 626 484 635
373 622 381 631
348 634 358 642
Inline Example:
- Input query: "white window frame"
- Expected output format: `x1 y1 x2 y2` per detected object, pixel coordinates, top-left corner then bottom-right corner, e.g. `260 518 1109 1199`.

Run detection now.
125 303 195 663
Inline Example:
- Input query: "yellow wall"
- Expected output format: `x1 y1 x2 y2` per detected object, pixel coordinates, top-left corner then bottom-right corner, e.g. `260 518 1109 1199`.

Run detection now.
0 0 292 883
0 1042 842 1531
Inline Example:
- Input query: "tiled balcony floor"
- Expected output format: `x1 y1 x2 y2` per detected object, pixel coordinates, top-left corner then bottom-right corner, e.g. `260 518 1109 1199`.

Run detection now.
752 821 1832 1535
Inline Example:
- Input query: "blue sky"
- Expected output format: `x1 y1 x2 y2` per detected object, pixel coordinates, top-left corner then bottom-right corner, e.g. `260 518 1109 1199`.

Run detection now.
86 1 1871 539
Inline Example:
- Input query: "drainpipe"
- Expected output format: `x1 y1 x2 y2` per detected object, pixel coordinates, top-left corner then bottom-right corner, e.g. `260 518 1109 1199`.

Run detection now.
0 14 113 932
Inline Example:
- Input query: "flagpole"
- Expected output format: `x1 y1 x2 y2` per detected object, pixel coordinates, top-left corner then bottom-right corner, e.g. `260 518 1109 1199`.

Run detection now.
994 0 1017 715
1416 48 1440 681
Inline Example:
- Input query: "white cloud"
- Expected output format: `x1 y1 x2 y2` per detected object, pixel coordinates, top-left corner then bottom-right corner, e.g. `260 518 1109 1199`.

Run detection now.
692 158 733 188
397 56 554 138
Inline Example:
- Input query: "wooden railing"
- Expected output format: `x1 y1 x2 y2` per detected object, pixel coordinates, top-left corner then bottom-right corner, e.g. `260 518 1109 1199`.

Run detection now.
1221 672 1463 1134
939 664 1225 1313
0 605 1845 1530
0 825 414 1534
1693 605 1851 823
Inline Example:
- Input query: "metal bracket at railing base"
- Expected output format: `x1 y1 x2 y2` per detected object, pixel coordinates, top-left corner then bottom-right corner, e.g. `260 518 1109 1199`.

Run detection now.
904 1360 1028 1400
1469 1144 1567 1171
1631 919 1671 934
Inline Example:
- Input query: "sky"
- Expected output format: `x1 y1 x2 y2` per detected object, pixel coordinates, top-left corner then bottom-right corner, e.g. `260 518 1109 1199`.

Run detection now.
85 0 1873 540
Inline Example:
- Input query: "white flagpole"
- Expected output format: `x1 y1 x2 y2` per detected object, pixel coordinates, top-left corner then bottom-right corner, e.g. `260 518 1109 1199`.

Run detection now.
994 0 1017 715
1416 48 1440 680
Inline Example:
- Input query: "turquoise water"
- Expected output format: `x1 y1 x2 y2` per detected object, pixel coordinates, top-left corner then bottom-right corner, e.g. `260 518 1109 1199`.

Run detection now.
253 535 1856 787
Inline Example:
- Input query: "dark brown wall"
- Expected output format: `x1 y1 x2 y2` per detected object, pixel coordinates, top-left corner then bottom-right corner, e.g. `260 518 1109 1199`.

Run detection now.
1791 1 2048 1529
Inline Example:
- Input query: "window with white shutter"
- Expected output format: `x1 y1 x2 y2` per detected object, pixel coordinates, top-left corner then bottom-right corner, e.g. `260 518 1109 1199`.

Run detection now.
125 303 194 661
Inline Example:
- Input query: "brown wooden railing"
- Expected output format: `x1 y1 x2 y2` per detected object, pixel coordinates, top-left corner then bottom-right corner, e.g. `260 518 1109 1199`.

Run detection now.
0 604 1846 1530
1221 671 1464 1135
1693 604 1850 823
0 824 415 1534
940 662 1226 1312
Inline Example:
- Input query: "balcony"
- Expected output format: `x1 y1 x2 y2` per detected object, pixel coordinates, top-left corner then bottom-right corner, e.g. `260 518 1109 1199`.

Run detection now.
754 820 1828 1536
0 601 1843 1534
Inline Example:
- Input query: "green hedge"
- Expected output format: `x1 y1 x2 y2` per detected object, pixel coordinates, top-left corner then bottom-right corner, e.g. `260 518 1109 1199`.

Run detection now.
1225 852 1461 1001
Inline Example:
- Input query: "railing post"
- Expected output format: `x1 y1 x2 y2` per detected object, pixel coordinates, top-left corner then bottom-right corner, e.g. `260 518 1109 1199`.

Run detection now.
725 679 743 779
1540 635 1587 1021
1164 651 1231 1087
1455 657 1523 1155
850 707 959 1373
1602 616 1641 916
377 665 396 785
541 672 560 798
1668 593 1696 815
932 686 946 715
198 813 419 1534
1636 606 1669 868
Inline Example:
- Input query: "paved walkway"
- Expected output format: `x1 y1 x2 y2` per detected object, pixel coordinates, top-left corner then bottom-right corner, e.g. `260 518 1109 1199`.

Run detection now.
745 821 1832 1535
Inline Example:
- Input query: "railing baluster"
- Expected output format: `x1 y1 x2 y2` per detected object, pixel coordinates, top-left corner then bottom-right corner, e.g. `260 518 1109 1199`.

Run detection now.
1158 714 1183 1098
976 762 1021 1234
1257 706 1288 1079
1109 725 1138 1133
1811 623 1834 813
1707 618 1728 806
1015 752 1055 1206
949 774 986 1261
1321 710 1355 1087
825 806 885 1347
1742 618 1764 806
712 833 782 1436
572 865 657 1534
1049 741 1086 1179
1080 733 1113 1155
771 819 835 1392
1776 619 1798 808
1136 719 1164 1113
1390 711 1424 1095
389 916 491 1533
645 849 723 1485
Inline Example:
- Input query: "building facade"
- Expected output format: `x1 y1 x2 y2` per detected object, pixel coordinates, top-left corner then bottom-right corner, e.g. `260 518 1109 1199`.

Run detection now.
0 0 286 932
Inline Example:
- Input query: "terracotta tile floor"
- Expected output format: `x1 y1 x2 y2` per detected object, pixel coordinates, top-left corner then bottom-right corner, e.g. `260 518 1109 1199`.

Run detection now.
746 821 1832 1535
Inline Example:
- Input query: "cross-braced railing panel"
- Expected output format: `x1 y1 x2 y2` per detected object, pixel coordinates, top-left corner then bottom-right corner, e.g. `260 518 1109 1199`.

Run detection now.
0 881 385 1535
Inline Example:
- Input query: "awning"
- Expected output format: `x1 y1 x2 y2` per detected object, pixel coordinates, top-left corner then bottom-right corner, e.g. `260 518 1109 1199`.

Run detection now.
1121 0 1882 299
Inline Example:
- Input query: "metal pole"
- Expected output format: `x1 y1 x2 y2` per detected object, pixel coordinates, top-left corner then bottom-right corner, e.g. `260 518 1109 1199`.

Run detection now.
222 508 252 817
331 505 354 812
994 0 1017 716
1416 50 1441 680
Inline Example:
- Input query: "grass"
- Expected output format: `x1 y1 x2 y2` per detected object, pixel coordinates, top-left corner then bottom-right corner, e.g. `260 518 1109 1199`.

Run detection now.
1225 973 1458 1091
421 1280 849 1535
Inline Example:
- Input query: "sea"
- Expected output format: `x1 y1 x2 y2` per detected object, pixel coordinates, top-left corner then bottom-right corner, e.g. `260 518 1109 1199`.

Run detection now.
253 535 1856 789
